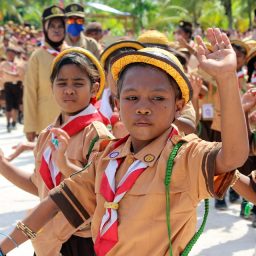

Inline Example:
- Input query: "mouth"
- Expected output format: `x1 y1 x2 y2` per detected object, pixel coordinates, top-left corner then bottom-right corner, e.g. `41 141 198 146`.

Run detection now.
63 99 76 102
134 120 152 127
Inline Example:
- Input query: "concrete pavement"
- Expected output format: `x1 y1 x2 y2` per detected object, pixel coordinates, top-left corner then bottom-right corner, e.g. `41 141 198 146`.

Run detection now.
0 116 255 255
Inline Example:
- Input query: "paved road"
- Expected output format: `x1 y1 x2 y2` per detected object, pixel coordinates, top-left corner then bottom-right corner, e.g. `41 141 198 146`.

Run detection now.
0 116 255 256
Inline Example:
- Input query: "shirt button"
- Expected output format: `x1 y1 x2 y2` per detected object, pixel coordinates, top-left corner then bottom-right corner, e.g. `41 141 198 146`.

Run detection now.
127 156 134 165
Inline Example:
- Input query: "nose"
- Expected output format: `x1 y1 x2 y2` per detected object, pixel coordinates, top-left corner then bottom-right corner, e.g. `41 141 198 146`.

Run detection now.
136 108 151 115
64 87 75 95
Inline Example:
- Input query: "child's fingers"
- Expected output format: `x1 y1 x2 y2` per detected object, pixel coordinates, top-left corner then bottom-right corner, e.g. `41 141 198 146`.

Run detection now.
51 128 70 140
221 33 232 49
213 28 222 45
206 28 217 47
197 45 207 63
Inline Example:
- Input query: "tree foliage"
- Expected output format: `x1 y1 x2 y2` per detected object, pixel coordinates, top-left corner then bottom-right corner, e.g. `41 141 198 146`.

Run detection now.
0 0 255 35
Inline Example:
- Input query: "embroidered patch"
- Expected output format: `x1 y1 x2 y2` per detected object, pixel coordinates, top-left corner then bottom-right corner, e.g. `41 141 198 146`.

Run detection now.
144 154 155 162
109 152 119 158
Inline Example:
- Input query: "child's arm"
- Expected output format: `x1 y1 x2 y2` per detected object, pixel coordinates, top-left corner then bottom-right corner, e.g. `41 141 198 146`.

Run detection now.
196 28 249 174
0 149 38 195
233 172 256 205
0 196 59 254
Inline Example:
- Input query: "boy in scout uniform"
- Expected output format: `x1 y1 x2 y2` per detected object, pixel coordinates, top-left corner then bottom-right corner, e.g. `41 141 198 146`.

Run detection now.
137 29 197 134
0 28 250 256
65 3 101 59
23 5 66 141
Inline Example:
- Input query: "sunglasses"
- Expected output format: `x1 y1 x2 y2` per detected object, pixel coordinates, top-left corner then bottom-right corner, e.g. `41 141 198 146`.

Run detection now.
67 18 84 25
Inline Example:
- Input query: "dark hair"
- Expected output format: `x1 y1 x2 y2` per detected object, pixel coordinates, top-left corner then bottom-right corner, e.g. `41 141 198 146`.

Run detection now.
232 44 247 56
116 63 182 99
247 56 256 83
50 52 99 84
178 20 193 39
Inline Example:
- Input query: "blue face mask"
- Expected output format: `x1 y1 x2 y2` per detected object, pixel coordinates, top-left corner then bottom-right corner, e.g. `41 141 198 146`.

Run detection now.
67 24 84 37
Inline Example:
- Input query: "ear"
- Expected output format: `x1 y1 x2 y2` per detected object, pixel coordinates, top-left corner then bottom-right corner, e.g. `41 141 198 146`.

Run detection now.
175 98 185 112
91 82 99 98
114 97 120 111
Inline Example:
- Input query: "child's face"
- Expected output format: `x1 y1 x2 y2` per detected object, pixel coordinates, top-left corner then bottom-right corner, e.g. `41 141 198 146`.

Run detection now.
117 65 184 151
52 64 98 114
234 48 246 70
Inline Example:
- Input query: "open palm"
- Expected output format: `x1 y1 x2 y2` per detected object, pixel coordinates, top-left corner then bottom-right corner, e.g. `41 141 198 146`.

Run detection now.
196 28 237 78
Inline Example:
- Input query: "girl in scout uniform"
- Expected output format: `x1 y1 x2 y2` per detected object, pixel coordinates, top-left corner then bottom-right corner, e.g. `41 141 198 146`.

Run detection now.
0 48 113 256
0 28 251 256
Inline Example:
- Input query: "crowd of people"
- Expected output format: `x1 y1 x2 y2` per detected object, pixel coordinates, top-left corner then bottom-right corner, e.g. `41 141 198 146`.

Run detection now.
0 2 256 256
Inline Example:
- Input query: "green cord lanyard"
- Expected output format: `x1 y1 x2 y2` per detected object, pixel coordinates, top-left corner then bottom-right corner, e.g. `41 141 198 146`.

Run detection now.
165 141 209 256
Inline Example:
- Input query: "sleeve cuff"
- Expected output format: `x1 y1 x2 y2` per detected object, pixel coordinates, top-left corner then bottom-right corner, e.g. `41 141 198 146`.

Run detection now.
202 145 235 199
50 183 90 228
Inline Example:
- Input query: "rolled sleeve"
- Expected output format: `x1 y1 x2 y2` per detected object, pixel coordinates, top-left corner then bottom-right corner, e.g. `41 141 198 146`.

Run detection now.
49 160 96 228
201 144 235 199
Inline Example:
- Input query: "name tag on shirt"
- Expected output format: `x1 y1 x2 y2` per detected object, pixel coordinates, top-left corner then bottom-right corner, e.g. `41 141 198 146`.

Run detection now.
202 104 214 120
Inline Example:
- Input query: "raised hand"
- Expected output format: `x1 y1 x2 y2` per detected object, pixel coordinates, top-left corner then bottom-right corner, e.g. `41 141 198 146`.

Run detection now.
196 28 237 79
241 89 256 113
49 128 70 171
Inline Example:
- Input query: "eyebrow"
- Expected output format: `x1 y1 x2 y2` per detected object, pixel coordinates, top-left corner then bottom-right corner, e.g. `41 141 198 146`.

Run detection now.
122 87 170 92
56 77 86 81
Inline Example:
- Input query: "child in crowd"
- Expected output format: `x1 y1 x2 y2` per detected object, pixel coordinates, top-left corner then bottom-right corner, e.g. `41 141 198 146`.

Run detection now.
137 29 197 134
0 47 113 256
247 47 256 86
99 40 144 138
0 28 250 256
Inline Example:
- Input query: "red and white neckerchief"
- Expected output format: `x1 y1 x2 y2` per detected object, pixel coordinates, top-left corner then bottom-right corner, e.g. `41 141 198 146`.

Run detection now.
94 128 178 256
39 104 105 190
237 68 247 79
7 61 17 73
251 72 256 85
41 43 60 57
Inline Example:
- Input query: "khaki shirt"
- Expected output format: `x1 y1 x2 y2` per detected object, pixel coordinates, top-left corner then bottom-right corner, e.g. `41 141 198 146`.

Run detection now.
51 127 234 256
31 120 113 256
178 100 196 125
65 33 100 59
23 43 61 133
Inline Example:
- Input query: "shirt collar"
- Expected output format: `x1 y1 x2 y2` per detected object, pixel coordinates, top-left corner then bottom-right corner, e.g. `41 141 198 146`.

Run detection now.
104 126 175 167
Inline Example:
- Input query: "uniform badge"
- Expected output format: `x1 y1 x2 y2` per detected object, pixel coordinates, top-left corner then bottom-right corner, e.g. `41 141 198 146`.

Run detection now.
51 7 61 14
144 154 155 162
71 5 78 12
109 152 119 158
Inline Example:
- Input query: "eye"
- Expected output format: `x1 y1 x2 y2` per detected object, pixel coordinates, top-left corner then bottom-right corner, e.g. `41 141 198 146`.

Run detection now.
125 96 138 101
152 96 165 101
73 83 84 88
56 82 66 87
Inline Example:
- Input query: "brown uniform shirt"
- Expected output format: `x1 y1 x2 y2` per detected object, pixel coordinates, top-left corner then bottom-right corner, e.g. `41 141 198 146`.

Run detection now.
31 120 113 256
23 43 64 134
51 126 234 256
65 33 101 59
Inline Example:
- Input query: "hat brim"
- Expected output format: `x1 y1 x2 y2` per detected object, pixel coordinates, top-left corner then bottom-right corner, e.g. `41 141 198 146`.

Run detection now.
44 14 65 21
231 40 249 56
100 41 144 69
65 12 84 18
52 47 105 99
111 51 192 103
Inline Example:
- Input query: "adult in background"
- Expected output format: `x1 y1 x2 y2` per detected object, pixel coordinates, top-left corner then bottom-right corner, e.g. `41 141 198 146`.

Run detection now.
23 5 66 142
85 22 104 51
65 3 101 58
